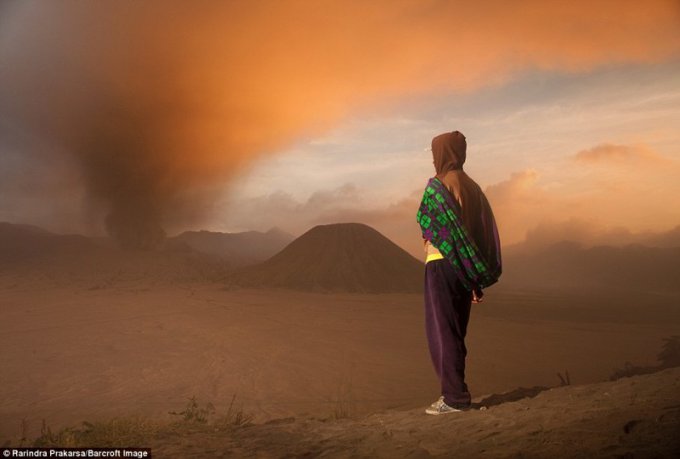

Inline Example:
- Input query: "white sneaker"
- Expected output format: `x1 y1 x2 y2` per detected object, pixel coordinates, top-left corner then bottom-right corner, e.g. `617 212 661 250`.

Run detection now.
425 397 470 415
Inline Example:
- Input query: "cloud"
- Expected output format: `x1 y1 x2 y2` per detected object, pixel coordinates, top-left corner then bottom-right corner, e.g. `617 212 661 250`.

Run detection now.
485 169 540 197
486 143 680 245
572 143 674 166
218 182 425 257
219 183 369 235
1 0 679 245
218 137 680 259
484 169 550 245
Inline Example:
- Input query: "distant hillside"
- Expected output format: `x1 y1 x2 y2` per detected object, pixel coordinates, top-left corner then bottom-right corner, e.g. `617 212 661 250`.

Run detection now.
0 222 230 286
0 222 94 263
646 224 680 247
227 223 424 293
501 240 680 294
504 224 680 256
169 227 294 267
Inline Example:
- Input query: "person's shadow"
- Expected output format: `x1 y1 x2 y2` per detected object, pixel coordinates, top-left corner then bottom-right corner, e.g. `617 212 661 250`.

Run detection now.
472 385 551 409
471 336 680 410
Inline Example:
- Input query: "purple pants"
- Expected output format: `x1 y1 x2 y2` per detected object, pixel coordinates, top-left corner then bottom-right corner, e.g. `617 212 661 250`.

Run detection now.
424 258 473 407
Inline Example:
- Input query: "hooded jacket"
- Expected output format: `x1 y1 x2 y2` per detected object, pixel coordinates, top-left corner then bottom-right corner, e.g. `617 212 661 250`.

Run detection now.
424 132 502 281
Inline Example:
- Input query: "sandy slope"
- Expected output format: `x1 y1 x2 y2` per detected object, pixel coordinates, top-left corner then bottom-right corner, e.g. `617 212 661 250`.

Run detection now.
145 367 680 458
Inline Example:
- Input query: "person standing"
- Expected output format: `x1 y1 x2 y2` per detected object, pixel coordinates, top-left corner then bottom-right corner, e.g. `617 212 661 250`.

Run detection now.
416 130 502 414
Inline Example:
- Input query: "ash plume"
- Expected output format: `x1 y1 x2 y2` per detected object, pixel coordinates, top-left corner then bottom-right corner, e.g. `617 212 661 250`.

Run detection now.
77 107 168 249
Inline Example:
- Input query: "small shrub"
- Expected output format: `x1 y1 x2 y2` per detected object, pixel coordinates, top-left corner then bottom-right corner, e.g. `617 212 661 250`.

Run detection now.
168 396 215 424
556 370 571 386
214 394 253 428
327 374 356 420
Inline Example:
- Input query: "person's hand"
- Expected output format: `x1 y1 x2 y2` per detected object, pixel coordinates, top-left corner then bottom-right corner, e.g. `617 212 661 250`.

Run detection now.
472 287 484 304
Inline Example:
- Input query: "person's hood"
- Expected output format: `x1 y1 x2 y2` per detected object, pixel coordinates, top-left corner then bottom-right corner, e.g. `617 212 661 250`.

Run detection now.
432 131 467 177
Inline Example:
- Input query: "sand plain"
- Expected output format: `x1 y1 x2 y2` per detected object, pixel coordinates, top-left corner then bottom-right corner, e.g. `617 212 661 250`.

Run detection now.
1 281 677 444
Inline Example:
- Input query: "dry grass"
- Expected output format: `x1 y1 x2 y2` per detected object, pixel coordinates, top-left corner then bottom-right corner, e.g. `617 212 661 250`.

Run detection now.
33 416 163 448
24 395 253 448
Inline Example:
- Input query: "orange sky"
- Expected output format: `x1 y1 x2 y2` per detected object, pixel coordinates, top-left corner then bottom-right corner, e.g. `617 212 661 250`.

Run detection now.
0 0 679 252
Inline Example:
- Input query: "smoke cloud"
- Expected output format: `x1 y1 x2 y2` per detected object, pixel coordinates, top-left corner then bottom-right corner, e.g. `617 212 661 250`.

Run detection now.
1 0 678 247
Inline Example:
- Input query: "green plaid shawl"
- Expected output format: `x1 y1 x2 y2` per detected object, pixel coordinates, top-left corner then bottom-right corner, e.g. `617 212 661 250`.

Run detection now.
416 177 501 290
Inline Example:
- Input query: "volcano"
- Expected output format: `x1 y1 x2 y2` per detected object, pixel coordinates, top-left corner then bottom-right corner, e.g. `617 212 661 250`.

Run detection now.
227 223 424 293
